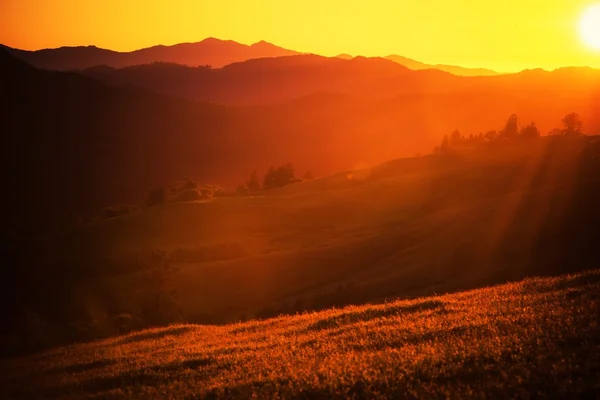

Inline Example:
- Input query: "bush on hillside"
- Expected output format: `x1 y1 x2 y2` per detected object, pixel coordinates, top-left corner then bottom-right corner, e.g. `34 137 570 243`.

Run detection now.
263 163 301 189
173 188 202 202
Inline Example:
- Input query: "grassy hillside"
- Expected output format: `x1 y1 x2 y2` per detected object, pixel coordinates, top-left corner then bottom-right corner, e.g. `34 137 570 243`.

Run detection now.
49 136 598 323
1 269 599 399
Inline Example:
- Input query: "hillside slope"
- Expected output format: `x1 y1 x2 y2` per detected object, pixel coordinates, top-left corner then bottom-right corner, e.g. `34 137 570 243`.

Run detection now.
25 136 600 328
2 270 599 399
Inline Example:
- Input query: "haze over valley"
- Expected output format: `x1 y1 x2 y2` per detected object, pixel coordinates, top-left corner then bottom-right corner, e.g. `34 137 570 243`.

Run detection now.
2 2 600 397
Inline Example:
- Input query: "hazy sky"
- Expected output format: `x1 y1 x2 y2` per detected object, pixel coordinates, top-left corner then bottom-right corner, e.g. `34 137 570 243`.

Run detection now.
2 0 600 72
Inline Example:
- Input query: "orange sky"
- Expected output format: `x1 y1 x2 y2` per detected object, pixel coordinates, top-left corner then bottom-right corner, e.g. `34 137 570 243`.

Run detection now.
1 0 599 72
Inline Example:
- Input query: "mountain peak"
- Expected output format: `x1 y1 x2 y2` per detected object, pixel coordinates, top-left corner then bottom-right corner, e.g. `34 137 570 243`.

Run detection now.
250 40 276 48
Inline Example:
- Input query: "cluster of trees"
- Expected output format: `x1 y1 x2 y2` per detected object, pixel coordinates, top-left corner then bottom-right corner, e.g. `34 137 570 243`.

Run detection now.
236 163 312 194
147 177 225 207
433 112 584 154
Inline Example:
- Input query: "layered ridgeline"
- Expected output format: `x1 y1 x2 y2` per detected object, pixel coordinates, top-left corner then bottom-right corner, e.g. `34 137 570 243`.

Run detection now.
1 38 301 70
4 37 498 76
1 270 599 399
2 47 600 231
77 55 600 107
383 54 499 76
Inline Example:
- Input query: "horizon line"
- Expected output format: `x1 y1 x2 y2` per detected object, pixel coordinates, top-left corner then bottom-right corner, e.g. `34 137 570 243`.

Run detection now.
4 37 600 74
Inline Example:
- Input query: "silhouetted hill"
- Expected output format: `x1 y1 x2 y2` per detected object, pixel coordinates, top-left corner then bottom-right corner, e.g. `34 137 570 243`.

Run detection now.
77 54 600 110
0 48 234 234
80 55 413 104
74 55 600 141
385 54 499 76
1 38 300 70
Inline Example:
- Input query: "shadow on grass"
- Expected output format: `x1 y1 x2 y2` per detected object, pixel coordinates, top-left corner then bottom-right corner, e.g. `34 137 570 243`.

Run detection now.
38 356 226 399
49 359 117 375
116 326 193 345
519 270 600 295
305 300 444 333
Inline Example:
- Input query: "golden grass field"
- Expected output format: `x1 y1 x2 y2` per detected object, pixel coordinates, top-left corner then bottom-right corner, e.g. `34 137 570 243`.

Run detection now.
2 269 599 399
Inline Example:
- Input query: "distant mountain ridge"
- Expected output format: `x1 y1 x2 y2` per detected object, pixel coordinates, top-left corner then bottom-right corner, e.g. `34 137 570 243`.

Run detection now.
384 54 498 76
76 53 600 108
5 38 497 76
1 38 301 70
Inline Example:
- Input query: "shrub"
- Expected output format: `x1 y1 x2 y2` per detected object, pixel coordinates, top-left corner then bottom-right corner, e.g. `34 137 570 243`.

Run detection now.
199 184 225 199
173 188 201 202
263 163 298 189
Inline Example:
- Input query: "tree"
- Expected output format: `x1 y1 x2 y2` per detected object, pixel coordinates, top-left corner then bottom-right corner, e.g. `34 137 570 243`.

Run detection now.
520 122 540 139
246 171 261 191
440 134 451 153
501 114 519 139
450 130 463 146
562 113 583 136
484 130 498 141
263 163 298 189
303 171 314 180
263 166 277 189
548 128 563 136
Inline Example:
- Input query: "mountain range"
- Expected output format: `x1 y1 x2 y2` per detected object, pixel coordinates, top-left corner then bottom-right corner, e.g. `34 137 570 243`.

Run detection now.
1 38 301 70
2 45 600 235
4 38 498 76
75 54 600 107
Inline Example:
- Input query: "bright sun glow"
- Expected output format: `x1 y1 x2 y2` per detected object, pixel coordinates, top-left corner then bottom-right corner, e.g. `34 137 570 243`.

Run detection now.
580 4 600 50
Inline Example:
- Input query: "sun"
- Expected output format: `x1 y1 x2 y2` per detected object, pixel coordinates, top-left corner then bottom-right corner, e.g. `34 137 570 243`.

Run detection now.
580 5 600 50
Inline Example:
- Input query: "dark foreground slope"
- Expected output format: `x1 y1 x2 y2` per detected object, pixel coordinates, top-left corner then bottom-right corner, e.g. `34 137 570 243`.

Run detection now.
1 270 599 399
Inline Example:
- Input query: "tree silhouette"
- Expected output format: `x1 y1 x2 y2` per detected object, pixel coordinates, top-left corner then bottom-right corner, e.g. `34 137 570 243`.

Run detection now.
484 130 498 141
502 114 519 139
440 134 451 153
263 166 277 189
263 163 298 189
450 130 463 146
562 113 583 136
246 171 261 191
520 122 540 139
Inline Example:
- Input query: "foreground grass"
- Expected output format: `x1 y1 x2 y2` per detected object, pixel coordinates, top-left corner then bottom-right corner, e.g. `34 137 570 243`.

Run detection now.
2 270 600 399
